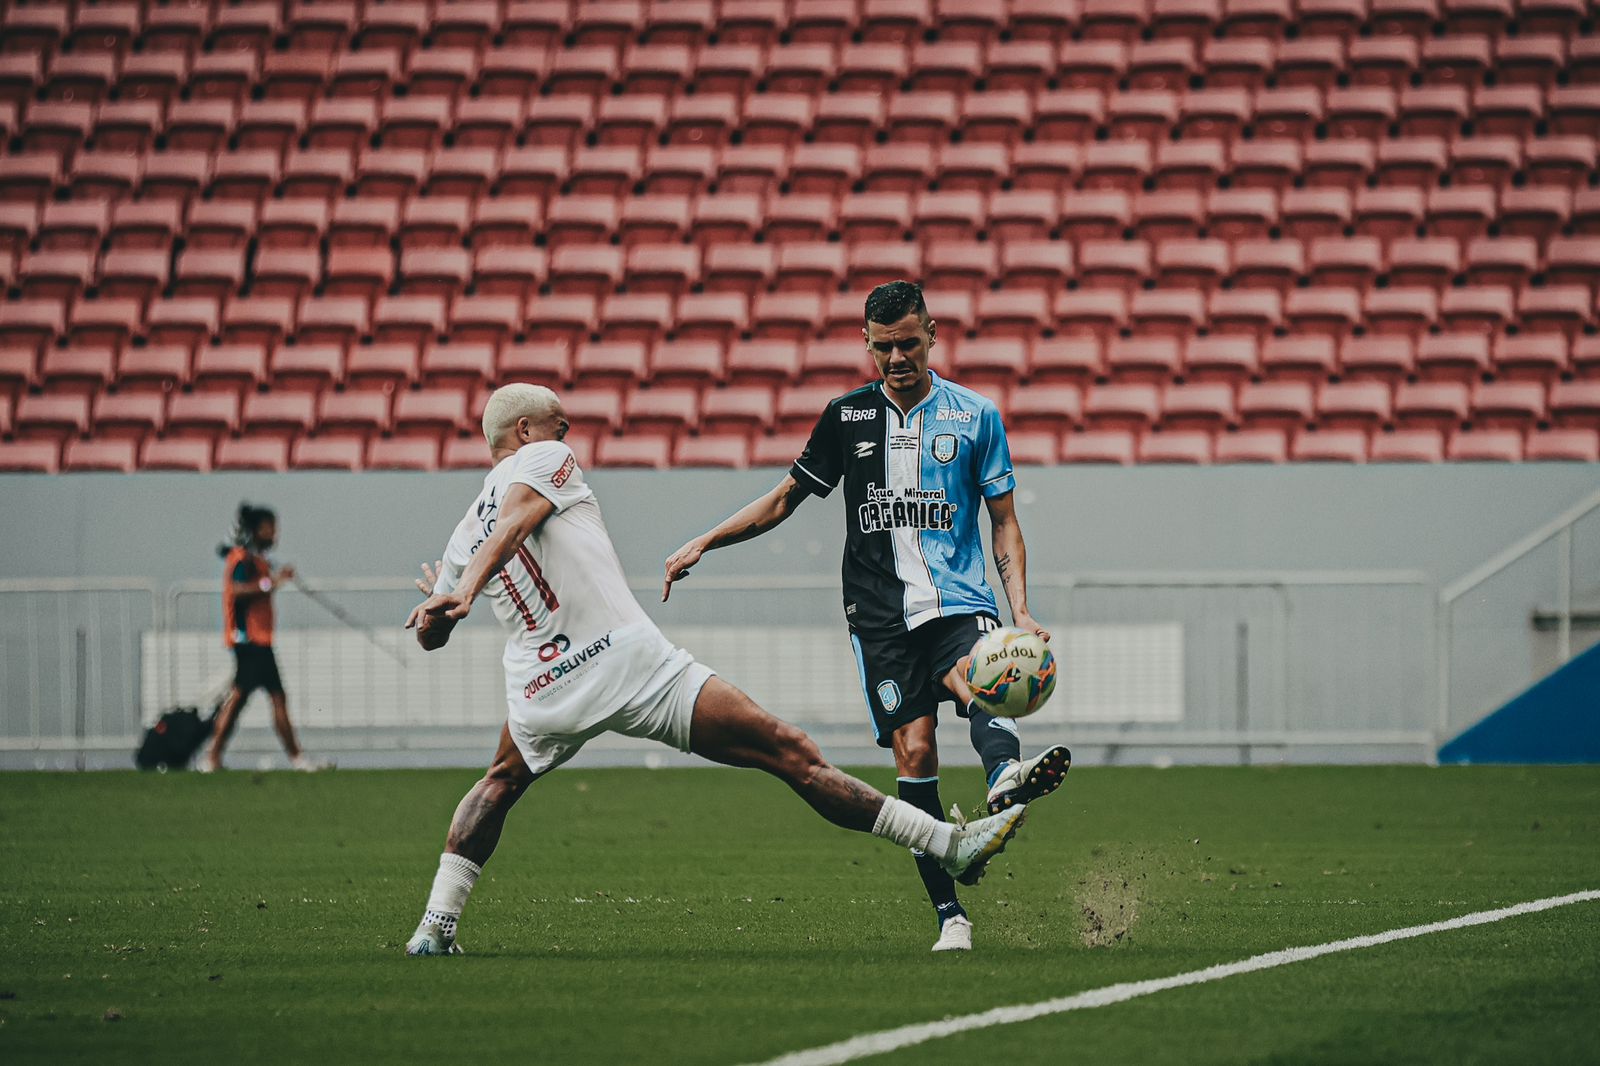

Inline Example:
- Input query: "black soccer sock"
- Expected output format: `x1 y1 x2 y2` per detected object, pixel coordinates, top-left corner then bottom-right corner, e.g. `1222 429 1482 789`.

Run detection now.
968 705 1023 786
896 777 965 928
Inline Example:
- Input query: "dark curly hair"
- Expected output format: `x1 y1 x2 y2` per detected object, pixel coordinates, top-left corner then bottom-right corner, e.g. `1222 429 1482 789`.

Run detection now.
864 280 928 327
217 501 277 558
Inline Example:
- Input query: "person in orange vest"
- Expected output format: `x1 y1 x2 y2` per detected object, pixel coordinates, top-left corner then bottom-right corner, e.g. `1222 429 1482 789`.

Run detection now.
201 502 326 772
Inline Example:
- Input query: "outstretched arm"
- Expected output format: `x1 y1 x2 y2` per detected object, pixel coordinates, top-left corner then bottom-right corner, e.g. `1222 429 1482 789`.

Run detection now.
662 475 810 601
985 491 1051 642
406 484 557 630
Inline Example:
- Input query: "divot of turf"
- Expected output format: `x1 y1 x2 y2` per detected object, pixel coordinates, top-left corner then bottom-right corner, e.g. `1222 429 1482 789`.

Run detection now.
1077 855 1146 948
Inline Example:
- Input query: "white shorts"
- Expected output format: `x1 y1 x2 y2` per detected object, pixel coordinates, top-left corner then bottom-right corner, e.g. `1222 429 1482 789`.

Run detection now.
509 647 715 777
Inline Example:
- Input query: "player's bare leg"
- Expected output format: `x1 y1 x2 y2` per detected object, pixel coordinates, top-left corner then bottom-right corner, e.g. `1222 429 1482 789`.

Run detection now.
407 726 535 955
198 686 245 772
444 726 536 865
688 677 881 830
944 659 1071 816
267 691 329 771
687 676 1026 879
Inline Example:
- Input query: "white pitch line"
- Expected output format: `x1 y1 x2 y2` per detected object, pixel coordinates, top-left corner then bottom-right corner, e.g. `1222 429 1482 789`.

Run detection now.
748 889 1600 1066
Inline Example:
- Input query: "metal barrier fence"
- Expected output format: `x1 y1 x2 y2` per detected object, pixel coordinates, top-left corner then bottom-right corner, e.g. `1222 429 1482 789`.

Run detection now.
1438 487 1600 741
0 580 159 769
4 571 1441 769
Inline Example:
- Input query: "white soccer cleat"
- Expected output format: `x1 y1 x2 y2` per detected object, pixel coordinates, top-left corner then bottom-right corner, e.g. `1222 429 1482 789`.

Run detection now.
986 744 1071 815
291 754 334 773
931 914 973 952
940 804 1027 886
195 756 219 774
405 922 463 957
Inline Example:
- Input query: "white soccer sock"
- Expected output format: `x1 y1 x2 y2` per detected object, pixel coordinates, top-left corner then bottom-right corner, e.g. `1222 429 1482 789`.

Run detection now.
871 798 956 862
421 852 481 939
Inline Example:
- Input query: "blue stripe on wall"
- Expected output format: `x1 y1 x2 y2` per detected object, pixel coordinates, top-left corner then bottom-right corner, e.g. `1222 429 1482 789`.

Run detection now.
1439 642 1600 765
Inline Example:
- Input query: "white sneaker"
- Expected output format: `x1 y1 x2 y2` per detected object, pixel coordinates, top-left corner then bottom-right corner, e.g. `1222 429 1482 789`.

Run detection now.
985 744 1071 815
932 914 973 952
405 922 463 956
291 754 334 772
195 756 219 774
940 804 1027 886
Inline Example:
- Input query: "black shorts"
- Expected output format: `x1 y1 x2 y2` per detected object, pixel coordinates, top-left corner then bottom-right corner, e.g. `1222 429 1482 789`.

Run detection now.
850 613 1000 748
232 643 284 697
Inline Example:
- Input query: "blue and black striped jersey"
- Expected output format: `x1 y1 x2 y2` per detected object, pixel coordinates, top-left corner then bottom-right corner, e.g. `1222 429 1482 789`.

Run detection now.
789 371 1016 636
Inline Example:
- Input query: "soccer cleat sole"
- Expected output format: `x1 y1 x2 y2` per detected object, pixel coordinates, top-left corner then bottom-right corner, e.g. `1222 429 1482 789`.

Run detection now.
987 745 1072 815
954 805 1027 887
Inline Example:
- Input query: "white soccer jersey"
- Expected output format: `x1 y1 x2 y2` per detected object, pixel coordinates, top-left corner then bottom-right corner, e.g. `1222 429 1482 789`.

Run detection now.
433 440 674 737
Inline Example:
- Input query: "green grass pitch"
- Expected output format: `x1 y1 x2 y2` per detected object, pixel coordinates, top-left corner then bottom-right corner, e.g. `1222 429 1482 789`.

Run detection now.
2 764 1598 1065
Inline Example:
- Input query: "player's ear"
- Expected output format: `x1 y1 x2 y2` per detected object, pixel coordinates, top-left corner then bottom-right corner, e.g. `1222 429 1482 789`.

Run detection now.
925 318 937 347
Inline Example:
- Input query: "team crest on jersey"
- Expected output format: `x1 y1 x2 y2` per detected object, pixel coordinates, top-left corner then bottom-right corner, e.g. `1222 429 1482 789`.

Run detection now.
853 440 877 459
876 680 902 714
932 433 959 464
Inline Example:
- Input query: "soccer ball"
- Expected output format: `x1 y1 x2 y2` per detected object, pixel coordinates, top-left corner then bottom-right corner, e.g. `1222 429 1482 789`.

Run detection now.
965 627 1057 719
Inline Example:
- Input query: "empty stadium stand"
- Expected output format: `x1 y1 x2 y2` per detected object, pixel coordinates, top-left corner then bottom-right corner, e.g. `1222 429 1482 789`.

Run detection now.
2 0 1600 472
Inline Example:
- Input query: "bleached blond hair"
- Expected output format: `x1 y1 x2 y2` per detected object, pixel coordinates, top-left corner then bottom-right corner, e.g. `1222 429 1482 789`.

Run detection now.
481 383 561 447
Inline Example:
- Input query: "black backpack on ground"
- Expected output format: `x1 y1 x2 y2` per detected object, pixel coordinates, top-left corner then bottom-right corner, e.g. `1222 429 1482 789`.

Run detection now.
135 706 217 771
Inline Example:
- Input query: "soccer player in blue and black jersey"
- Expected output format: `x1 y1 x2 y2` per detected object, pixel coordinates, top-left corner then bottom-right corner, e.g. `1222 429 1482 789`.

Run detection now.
664 281 1070 952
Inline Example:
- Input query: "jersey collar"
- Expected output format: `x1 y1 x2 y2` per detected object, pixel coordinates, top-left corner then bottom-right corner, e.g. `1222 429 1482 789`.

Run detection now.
879 370 943 427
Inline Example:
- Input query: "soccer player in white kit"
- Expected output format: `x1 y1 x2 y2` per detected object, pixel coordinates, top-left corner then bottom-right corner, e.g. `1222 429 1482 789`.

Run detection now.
402 384 1030 956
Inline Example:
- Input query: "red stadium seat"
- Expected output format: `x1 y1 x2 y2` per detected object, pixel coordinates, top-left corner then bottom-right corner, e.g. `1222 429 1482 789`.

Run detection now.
1290 429 1368 463
368 436 440 472
651 342 723 390
1526 429 1600 462
1214 429 1288 464
448 294 521 351
0 441 61 473
598 293 675 345
242 391 317 443
625 388 700 435
117 346 189 395
291 436 364 471
1162 382 1237 431
141 439 213 473
701 386 776 436
215 438 289 472
1369 429 1446 463
1139 429 1213 464
726 340 799 388
673 435 750 469
256 201 327 250
1259 336 1337 383
574 341 650 389
420 344 496 393
166 390 240 441
319 391 393 441
1395 381 1472 434
595 434 673 469
1549 381 1600 429
272 344 343 393
1446 429 1523 462
1316 380 1393 432
42 347 115 399
1062 430 1137 465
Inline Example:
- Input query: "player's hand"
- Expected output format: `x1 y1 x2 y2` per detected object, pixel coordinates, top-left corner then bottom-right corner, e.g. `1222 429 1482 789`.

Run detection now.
415 560 445 596
406 590 472 629
662 538 705 602
1014 613 1052 643
275 564 297 583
